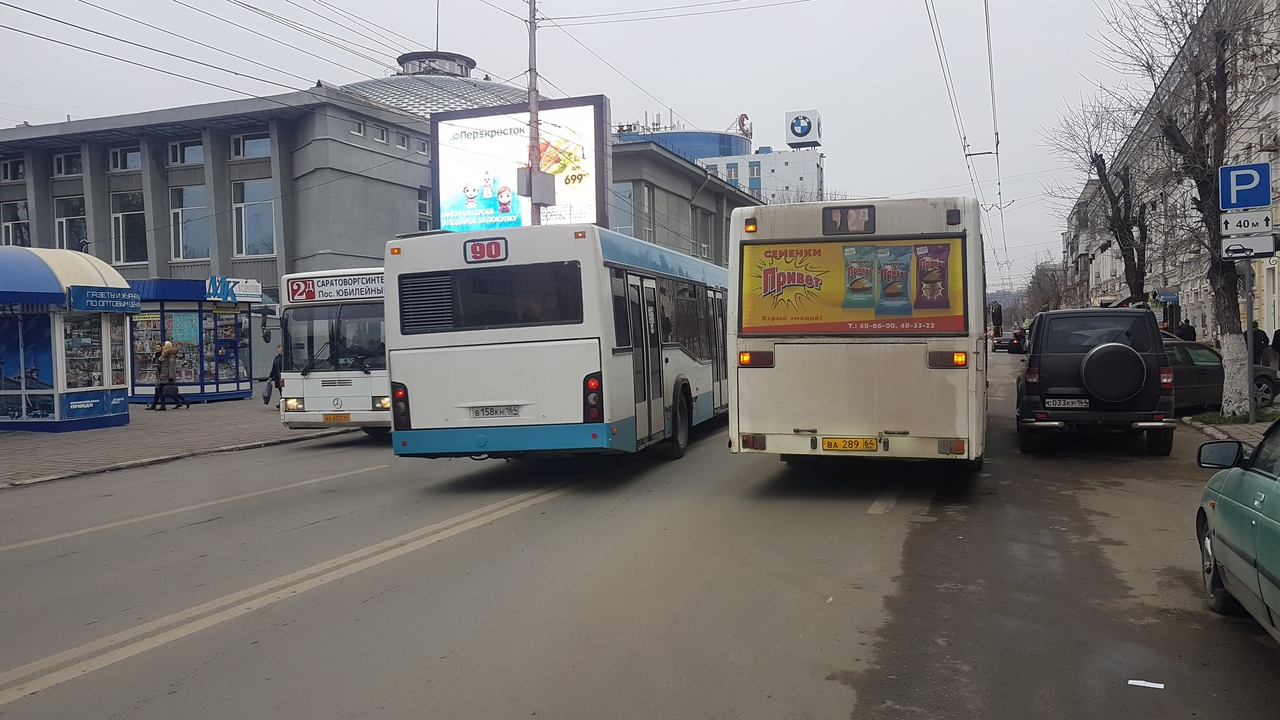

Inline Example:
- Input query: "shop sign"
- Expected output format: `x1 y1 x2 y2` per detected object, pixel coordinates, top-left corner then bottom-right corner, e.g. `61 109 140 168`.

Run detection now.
134 312 160 321
206 276 264 303
212 304 241 315
62 389 129 420
740 238 968 335
67 286 141 313
287 273 384 303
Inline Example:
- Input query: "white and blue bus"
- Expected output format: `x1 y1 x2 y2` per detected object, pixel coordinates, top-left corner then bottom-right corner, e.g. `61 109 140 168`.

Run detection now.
384 224 729 459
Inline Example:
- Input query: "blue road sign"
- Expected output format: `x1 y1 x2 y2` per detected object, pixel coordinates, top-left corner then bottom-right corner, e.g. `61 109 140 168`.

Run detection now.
1220 162 1272 210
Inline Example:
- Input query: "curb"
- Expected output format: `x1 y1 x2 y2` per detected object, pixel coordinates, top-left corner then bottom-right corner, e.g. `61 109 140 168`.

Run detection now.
1181 416 1232 441
0 428 359 490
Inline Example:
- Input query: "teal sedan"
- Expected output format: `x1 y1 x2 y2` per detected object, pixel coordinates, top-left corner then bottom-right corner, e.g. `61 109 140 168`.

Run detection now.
1197 435 1280 643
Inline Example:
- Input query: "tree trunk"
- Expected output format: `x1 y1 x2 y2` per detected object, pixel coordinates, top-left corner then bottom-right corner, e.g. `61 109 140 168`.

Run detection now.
1209 257 1249 416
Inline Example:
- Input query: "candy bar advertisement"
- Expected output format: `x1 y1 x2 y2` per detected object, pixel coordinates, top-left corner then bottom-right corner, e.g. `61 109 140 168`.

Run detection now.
434 99 603 232
739 238 967 335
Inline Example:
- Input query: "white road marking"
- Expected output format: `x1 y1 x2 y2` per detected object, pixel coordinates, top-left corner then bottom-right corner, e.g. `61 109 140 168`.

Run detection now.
866 481 901 515
0 465 389 554
0 483 575 705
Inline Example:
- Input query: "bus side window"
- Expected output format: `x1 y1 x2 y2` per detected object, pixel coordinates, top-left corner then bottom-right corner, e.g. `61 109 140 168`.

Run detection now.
610 269 631 349
657 278 676 344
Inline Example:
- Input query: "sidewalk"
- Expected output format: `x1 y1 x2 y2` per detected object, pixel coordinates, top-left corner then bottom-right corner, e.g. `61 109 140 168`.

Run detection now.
1183 416 1272 444
0 396 357 488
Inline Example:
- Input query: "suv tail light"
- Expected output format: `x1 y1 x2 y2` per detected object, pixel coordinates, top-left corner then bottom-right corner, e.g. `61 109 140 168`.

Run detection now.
391 382 411 430
1160 367 1174 394
1025 367 1040 388
583 372 603 423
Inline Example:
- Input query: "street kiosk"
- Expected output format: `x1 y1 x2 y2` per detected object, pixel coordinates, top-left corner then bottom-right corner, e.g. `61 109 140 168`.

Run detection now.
0 246 140 431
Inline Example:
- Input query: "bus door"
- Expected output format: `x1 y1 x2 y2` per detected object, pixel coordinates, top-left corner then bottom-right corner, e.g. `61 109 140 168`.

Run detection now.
626 275 664 443
709 290 726 409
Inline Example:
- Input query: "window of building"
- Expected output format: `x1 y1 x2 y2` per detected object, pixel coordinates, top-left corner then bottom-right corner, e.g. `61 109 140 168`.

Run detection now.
748 162 761 178
2 158 26 182
373 127 388 144
53 152 83 177
110 191 147 264
707 164 718 175
233 179 274 256
169 140 204 166
110 147 141 171
55 196 87 252
416 139 429 155
352 119 366 136
691 208 713 259
640 183 655 243
726 163 739 180
232 132 271 159
170 186 210 260
1 201 31 247
417 186 432 231
395 133 408 149
608 181 634 237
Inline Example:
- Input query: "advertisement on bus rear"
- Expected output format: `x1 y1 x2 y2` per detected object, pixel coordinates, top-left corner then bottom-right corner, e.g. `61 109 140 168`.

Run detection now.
739 238 967 335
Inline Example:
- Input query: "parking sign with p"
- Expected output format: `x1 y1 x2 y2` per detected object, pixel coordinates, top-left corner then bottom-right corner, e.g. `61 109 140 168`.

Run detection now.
1220 162 1272 210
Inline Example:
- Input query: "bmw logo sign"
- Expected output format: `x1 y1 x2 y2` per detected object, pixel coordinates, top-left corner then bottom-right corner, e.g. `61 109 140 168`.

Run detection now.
791 116 812 137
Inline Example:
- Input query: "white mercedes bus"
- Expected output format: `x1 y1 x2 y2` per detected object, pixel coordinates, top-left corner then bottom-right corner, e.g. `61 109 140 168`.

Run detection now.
279 267 390 435
727 198 988 469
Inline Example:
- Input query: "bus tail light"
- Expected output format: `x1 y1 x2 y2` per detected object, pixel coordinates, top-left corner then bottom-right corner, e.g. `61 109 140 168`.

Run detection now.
744 218 758 233
391 382 411 430
927 351 967 368
583 372 603 423
740 433 766 450
1160 368 1174 394
938 439 966 455
739 350 775 368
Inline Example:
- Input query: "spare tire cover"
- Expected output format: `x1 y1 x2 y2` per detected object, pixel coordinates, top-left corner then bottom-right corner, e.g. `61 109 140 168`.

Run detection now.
1080 342 1146 403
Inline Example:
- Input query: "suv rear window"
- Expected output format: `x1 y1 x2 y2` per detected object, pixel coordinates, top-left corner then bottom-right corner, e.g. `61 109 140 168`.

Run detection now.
1042 315 1154 353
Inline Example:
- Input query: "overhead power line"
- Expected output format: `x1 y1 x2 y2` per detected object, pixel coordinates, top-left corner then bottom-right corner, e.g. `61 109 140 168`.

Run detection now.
310 0 417 52
551 0 815 27
281 0 405 56
545 0 753 21
224 0 395 69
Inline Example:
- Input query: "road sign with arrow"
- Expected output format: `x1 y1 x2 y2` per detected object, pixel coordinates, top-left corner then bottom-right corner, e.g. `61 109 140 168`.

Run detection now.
1222 209 1274 236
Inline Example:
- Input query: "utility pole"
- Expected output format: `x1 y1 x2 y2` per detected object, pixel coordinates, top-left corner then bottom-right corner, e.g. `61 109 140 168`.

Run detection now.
528 0 542 226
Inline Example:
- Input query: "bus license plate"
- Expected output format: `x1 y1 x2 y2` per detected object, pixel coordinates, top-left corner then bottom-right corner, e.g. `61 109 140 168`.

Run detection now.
822 437 878 452
323 413 350 422
472 405 520 419
1044 399 1089 408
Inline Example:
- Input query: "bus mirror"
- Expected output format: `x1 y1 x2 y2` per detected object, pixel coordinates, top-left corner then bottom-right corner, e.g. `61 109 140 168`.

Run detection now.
262 328 272 343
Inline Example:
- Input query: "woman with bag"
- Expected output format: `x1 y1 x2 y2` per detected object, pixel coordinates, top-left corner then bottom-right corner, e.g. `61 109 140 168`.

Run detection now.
264 345 283 408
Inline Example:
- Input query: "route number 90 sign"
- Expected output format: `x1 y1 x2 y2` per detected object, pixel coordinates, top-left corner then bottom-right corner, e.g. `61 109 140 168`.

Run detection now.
463 237 508 264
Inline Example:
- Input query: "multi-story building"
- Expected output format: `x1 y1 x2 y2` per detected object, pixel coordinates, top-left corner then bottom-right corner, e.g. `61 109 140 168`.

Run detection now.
701 146 825 203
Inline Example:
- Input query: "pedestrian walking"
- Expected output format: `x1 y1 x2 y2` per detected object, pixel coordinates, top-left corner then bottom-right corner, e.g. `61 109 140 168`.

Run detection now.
1175 319 1196 341
264 344 283 408
144 344 165 410
155 341 191 410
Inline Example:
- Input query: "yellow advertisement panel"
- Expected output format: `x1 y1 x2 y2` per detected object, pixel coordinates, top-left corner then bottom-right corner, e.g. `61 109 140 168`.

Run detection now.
740 238 967 335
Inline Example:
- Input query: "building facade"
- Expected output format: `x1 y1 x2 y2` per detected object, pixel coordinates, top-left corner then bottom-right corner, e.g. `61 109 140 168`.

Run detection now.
701 146 825 203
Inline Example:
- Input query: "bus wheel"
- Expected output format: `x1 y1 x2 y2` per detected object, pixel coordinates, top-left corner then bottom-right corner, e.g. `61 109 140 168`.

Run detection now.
361 426 391 437
664 393 690 460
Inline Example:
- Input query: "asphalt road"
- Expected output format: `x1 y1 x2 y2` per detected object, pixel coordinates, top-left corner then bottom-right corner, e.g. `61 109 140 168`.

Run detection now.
1 352 1276 719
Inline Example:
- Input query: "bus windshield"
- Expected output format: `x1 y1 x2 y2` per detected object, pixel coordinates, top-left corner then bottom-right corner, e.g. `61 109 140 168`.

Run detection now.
283 302 386 373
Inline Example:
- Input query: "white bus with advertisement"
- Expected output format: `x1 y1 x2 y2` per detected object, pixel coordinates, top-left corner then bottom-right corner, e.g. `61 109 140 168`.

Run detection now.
279 267 390 435
384 224 728 459
727 198 987 469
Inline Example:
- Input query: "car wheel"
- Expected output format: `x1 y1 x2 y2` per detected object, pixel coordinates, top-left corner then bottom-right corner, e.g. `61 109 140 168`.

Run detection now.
1199 515 1243 615
1256 376 1276 409
1017 425 1043 455
1146 428 1174 455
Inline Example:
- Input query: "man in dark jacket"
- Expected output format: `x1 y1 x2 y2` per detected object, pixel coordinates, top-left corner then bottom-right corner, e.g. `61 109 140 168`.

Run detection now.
1176 320 1197 341
1251 322 1269 365
265 345 283 407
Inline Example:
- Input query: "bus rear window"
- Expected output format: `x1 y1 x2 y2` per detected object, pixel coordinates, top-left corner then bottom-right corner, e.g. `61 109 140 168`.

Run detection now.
400 261 583 334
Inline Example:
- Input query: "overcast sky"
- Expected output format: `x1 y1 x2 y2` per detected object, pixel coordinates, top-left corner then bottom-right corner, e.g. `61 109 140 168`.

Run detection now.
0 0 1124 291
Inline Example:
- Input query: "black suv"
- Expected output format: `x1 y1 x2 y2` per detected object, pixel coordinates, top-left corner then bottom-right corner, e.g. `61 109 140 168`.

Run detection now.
1015 308 1177 455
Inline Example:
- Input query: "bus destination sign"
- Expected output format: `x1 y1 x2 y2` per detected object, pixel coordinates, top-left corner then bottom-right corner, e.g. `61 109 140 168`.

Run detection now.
822 205 876 235
287 274 385 303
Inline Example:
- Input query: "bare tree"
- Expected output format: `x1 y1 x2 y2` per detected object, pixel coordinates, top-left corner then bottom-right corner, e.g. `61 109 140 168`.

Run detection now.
1081 0 1278 414
1024 260 1069 314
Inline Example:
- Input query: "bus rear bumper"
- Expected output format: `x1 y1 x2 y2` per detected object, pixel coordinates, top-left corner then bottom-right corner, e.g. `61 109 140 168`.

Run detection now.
730 432 981 461
393 419 635 458
282 410 390 429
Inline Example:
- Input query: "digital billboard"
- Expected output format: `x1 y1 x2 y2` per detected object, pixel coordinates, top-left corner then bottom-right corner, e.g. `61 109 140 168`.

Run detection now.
432 95 611 232
739 238 968 335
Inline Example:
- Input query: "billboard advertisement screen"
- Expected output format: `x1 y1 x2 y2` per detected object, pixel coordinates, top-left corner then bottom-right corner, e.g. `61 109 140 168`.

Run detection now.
433 95 610 232
739 238 968 335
